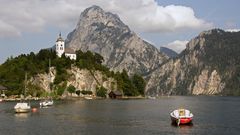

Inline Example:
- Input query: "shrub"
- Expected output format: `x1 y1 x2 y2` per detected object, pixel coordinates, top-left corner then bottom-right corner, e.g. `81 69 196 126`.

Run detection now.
67 85 76 95
96 86 107 98
81 90 93 95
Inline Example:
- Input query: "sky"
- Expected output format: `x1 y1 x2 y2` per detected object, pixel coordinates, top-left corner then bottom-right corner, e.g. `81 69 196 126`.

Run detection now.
0 0 239 63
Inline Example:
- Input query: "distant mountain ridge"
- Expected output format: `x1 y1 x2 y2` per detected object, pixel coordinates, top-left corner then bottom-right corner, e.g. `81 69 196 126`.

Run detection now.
65 5 168 75
160 47 178 58
146 29 240 96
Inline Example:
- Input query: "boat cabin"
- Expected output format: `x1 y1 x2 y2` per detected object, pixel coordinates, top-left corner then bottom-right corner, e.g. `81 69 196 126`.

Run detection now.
178 109 186 116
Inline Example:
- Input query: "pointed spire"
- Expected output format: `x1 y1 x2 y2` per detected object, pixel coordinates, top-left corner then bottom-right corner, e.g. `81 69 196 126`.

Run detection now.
56 32 64 42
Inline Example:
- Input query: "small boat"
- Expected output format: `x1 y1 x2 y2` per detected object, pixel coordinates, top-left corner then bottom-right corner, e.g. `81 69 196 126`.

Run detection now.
40 99 54 107
14 73 31 113
40 60 54 107
14 101 31 113
170 108 193 125
147 96 156 99
84 96 93 100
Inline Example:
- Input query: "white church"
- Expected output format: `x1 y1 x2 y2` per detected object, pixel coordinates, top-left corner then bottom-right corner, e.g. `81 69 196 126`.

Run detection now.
55 33 76 60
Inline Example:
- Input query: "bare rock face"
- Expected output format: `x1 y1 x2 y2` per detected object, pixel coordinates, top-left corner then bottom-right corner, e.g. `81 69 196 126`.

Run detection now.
146 29 240 96
192 70 225 95
67 67 116 94
65 5 167 75
30 67 56 92
31 66 117 95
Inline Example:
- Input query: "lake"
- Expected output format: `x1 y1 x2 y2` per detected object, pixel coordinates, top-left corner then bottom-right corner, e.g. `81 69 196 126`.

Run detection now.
0 96 240 135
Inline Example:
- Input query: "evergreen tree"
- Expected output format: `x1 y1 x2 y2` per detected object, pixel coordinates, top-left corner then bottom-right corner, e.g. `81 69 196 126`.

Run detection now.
132 74 146 95
67 85 76 96
96 86 107 97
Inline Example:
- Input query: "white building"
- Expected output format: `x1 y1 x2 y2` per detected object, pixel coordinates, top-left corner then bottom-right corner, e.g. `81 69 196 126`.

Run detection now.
55 33 76 60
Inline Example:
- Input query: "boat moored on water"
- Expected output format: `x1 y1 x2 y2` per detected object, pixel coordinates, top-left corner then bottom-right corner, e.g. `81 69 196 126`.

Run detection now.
14 73 31 113
170 108 193 125
14 102 31 113
40 99 53 107
147 96 156 99
40 60 54 108
84 96 93 100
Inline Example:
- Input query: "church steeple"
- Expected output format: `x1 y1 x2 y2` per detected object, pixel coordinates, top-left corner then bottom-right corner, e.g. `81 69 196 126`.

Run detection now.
55 32 65 57
54 32 76 60
56 32 64 42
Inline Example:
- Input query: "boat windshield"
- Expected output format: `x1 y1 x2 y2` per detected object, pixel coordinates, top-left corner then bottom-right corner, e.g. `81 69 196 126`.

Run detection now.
178 109 185 116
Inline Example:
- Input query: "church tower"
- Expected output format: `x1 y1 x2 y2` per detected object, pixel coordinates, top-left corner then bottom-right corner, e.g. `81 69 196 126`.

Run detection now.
55 33 65 57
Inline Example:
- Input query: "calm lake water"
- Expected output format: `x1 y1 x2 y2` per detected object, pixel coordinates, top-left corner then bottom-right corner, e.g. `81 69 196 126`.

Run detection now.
0 96 240 135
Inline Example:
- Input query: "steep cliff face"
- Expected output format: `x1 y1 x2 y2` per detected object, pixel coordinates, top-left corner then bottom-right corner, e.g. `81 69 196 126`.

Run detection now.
30 67 56 93
146 29 240 96
65 6 167 75
31 66 117 95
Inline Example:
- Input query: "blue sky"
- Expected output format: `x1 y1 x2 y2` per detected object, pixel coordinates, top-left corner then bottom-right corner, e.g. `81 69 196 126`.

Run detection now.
0 0 239 63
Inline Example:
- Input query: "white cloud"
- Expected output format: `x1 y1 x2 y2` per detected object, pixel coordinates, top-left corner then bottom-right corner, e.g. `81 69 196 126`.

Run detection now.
0 20 21 38
0 0 212 38
163 40 188 53
225 29 240 32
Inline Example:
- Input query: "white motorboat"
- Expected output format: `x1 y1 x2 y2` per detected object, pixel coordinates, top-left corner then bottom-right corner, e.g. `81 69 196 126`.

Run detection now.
14 102 31 113
147 96 156 99
170 108 193 125
40 99 53 107
84 96 93 100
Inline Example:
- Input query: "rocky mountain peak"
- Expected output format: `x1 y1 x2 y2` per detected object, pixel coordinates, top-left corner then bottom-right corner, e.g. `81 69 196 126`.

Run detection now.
185 28 225 52
66 6 168 75
77 5 128 31
200 28 225 36
82 5 103 15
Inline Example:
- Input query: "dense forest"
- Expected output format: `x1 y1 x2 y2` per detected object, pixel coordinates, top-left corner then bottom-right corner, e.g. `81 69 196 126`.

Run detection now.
0 49 146 97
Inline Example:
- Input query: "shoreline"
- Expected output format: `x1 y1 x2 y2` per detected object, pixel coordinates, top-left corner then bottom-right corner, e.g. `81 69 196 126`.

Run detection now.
1 95 232 102
1 95 146 102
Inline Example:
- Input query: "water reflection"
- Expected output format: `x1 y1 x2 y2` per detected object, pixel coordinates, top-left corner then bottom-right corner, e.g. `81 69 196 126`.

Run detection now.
40 106 52 109
171 123 194 134
171 122 194 128
15 113 30 118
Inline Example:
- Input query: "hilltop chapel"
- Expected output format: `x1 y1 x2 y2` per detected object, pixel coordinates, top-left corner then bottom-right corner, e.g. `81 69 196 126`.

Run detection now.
55 33 76 60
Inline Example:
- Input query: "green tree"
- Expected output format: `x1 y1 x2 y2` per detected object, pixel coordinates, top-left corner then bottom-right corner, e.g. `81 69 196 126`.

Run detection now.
81 90 93 95
56 86 65 96
121 70 139 96
55 82 67 96
96 86 107 98
67 85 76 96
132 74 146 95
27 83 44 97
